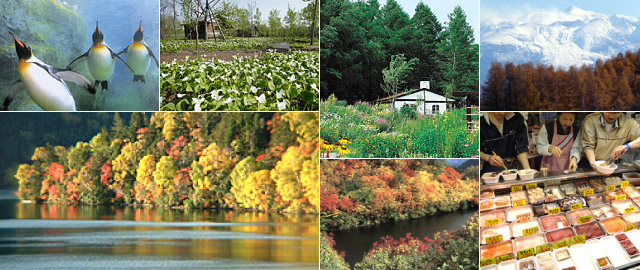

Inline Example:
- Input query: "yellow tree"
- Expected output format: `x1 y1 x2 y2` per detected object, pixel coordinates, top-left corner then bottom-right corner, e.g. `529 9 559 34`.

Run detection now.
229 157 259 207
237 170 276 211
194 143 236 208
271 146 308 212
153 156 178 205
300 149 319 211
15 164 40 201
135 155 156 204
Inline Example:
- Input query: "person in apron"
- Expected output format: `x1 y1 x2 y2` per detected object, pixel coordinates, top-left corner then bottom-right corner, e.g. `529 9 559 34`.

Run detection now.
537 112 581 173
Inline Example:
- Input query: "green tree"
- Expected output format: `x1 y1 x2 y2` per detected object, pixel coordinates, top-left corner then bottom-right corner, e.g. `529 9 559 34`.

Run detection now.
381 54 418 123
268 9 282 37
436 6 478 96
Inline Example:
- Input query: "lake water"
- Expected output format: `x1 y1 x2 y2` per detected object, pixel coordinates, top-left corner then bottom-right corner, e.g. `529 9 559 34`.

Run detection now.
330 209 477 268
0 190 319 269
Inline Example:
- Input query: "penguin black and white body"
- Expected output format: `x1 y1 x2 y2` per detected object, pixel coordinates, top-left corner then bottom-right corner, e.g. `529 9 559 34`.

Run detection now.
4 32 95 111
67 22 133 90
117 21 158 83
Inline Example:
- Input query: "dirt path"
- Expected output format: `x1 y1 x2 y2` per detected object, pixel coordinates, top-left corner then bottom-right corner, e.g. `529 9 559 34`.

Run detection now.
160 47 319 63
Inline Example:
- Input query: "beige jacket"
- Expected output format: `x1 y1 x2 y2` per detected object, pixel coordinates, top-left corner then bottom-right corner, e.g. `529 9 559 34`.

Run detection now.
580 113 640 160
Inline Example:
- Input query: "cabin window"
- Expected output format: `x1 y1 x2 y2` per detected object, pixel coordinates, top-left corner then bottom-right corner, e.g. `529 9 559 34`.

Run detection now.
432 105 439 114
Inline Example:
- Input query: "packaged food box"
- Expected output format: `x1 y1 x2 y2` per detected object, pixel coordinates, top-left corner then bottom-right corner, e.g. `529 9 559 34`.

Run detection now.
527 187 547 204
536 251 557 270
573 221 606 240
512 219 543 238
533 202 561 216
584 193 608 207
560 183 578 196
481 190 495 199
515 233 547 252
576 181 595 195
493 196 511 209
482 223 512 245
566 208 594 226
590 204 617 220
614 233 640 259
481 240 514 259
481 209 507 228
553 247 576 270
480 199 494 211
517 257 537 270
600 216 628 234
603 177 621 187
623 211 640 225
610 200 638 215
604 189 626 202
510 190 528 205
561 196 586 211
544 186 565 201
589 179 606 193
622 185 640 199
507 205 534 223
540 213 570 231
545 227 576 243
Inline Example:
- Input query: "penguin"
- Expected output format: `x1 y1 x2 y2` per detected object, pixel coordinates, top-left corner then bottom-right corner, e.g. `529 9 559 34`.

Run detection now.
117 21 158 83
67 21 134 90
3 31 95 111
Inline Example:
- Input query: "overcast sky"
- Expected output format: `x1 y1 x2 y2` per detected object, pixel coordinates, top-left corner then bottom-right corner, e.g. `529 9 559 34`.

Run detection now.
481 0 640 20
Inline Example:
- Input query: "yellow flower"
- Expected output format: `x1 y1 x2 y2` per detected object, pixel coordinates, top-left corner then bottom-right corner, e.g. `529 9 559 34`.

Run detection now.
337 146 350 155
339 137 351 145
321 140 334 152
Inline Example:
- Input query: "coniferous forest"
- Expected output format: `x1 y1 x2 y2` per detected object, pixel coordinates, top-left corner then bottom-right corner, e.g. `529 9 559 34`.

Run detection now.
482 49 640 110
321 0 478 103
13 112 319 213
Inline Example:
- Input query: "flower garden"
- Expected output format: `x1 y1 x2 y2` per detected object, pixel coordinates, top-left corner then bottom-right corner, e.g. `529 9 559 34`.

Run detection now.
320 97 479 158
161 51 319 111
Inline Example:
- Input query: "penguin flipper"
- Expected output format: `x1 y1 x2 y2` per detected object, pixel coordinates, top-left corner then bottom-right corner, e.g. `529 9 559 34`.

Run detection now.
56 70 96 95
116 47 128 57
143 43 159 67
66 51 89 70
3 80 23 111
106 45 135 74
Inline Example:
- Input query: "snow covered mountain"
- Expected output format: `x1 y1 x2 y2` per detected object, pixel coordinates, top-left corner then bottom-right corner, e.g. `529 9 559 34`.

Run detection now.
481 6 640 81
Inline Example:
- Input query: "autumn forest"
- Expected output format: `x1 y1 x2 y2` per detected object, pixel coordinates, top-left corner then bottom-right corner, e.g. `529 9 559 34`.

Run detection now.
482 49 640 110
14 112 319 213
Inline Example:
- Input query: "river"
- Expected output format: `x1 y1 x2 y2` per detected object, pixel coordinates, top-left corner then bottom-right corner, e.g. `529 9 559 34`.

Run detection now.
0 190 318 269
330 209 477 268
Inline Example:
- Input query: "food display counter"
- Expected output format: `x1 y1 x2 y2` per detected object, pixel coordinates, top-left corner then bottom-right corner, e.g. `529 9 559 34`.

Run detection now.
480 165 640 269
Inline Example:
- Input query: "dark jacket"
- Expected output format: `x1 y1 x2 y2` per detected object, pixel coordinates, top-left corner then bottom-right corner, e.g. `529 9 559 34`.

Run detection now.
481 113 529 173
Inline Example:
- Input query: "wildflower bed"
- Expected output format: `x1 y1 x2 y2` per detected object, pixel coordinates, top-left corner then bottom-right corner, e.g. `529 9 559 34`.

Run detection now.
160 38 272 53
320 100 479 158
161 51 319 111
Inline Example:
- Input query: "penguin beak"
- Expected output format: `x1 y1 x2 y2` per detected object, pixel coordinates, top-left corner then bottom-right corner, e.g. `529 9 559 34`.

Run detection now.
95 21 101 34
138 20 142 32
10 32 31 60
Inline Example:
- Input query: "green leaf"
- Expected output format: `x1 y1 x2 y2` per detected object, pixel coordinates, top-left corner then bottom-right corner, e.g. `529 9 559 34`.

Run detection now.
162 103 176 111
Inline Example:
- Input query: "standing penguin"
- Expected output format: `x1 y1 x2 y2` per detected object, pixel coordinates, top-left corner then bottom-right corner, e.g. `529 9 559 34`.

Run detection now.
117 21 158 83
67 21 133 90
4 31 95 111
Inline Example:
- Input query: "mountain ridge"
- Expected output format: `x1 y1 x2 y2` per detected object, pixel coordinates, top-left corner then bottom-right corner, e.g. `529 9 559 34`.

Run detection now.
481 6 640 81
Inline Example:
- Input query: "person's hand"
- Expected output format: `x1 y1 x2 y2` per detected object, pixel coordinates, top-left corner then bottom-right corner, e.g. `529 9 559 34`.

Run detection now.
489 154 504 167
549 145 562 158
568 157 578 173
611 145 630 160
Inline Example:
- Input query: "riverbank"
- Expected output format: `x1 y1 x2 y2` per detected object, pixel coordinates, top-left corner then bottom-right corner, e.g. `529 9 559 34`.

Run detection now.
321 213 479 270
